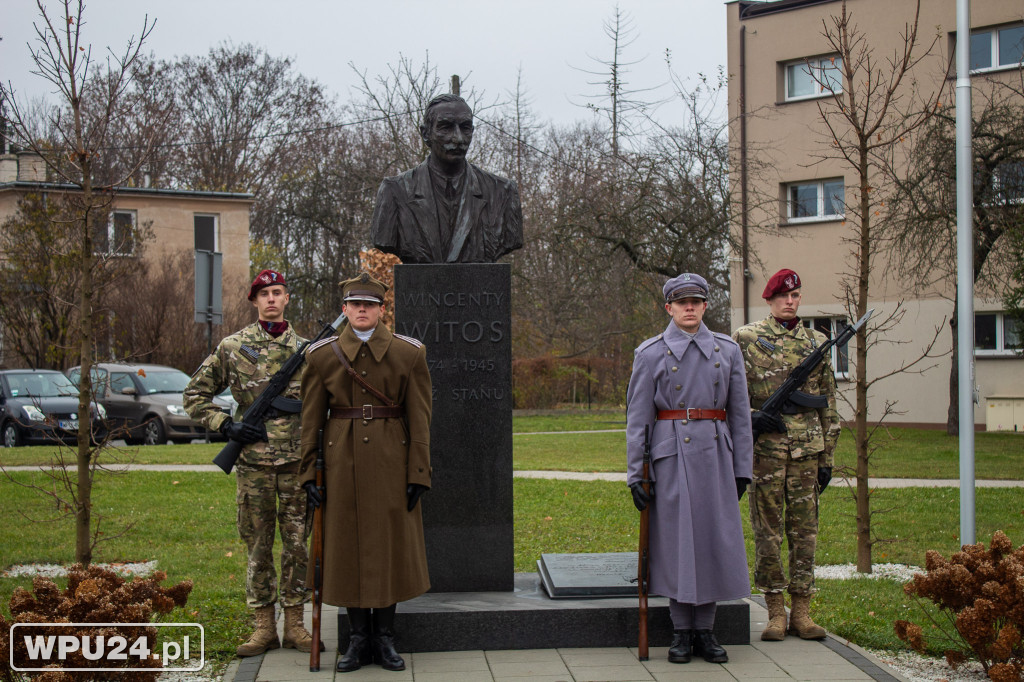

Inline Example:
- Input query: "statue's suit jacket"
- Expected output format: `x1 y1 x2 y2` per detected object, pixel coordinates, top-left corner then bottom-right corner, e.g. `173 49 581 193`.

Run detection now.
370 159 523 264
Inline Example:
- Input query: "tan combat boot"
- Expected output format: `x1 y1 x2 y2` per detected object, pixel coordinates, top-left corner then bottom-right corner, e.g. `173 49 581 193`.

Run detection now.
760 592 787 641
282 604 317 653
787 593 827 640
236 605 280 657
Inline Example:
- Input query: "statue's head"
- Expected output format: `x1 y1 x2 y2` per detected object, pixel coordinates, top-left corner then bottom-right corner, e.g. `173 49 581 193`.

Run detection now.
420 93 474 170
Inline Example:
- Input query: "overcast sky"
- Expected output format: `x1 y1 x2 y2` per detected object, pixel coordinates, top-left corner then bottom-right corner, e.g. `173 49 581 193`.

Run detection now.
2 0 730 127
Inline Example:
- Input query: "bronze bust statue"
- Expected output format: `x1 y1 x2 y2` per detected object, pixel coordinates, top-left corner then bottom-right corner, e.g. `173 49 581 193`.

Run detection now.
370 94 523 264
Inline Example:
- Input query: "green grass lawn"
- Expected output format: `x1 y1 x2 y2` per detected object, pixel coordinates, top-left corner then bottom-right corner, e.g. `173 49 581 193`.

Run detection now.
3 468 1021 663
0 471 248 669
4 419 1021 479
514 479 1024 652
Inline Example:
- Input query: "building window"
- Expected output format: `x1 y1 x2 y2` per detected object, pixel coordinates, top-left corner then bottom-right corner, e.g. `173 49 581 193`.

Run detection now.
975 312 1023 356
970 24 1024 72
95 210 136 255
194 214 219 252
785 55 843 101
803 317 850 380
995 162 1024 204
786 179 844 222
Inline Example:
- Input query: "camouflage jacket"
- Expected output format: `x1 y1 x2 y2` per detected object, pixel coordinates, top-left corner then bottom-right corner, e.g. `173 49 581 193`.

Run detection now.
732 316 841 465
184 321 307 466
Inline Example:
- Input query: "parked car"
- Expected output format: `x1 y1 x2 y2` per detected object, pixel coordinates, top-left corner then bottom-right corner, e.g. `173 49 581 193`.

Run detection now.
66 363 231 445
1 369 107 447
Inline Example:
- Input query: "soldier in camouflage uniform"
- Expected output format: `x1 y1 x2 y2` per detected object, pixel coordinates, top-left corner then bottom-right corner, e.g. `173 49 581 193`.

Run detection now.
184 269 318 657
732 269 841 642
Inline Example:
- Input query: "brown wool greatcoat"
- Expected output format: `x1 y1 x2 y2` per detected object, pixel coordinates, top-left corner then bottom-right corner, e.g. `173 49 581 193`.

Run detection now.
299 323 432 608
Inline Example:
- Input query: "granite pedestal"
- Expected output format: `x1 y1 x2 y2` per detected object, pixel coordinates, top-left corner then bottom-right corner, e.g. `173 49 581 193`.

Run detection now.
333 573 749 652
393 263 513 593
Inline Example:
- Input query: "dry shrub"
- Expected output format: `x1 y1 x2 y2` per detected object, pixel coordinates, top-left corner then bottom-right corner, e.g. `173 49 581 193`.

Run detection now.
1 565 193 682
359 249 400 331
895 530 1024 680
512 355 621 409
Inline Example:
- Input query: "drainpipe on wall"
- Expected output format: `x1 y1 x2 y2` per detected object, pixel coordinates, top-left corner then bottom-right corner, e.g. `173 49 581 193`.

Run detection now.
739 25 750 324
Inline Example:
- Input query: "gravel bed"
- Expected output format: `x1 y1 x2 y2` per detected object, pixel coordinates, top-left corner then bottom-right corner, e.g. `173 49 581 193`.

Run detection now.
815 562 924 582
871 649 991 681
3 560 158 578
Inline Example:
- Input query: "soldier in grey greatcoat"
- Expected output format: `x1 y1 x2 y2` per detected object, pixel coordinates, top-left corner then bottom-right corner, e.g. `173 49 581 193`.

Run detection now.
732 269 841 642
184 269 317 657
300 274 432 674
626 273 754 665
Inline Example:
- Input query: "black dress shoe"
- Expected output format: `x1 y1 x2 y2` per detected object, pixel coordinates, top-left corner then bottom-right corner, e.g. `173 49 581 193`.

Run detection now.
667 629 692 663
693 629 728 663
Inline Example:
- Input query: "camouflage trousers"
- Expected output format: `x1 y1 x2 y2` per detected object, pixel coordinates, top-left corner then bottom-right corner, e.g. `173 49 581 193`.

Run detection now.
236 461 311 609
750 444 821 596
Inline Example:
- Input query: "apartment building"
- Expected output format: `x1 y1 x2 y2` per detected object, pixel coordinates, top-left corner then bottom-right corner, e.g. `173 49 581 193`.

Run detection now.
727 0 1024 428
0 150 253 367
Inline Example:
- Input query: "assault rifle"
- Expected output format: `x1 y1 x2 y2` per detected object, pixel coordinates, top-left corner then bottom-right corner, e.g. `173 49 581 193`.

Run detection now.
637 424 653 661
753 309 873 440
213 312 346 474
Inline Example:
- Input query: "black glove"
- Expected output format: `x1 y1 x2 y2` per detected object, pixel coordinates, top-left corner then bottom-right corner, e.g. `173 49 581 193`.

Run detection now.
220 420 266 444
407 484 428 511
736 477 751 501
751 411 787 437
630 482 653 511
817 466 832 493
303 481 322 510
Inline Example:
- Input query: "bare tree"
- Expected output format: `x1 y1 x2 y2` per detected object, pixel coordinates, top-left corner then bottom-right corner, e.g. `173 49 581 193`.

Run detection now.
1 0 154 564
569 5 661 156
887 71 1024 433
104 248 251 372
808 0 947 571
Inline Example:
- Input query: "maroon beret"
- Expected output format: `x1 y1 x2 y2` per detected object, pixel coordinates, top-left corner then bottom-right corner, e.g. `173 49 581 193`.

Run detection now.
248 269 287 300
762 269 801 299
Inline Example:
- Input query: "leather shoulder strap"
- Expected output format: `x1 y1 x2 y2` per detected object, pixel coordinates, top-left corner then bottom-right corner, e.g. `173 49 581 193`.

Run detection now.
329 340 397 407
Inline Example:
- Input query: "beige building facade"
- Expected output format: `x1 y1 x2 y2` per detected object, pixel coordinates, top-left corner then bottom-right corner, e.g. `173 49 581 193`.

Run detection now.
727 0 1024 428
0 152 253 367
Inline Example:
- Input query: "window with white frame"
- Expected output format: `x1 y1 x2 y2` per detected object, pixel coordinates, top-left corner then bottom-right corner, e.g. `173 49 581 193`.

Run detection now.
802 316 850 380
970 24 1024 72
785 55 843 101
995 161 1024 204
975 312 1023 356
95 209 136 255
194 214 219 252
786 179 845 222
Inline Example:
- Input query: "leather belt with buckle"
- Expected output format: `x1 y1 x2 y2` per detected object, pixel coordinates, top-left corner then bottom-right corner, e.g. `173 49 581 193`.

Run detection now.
657 408 727 421
330 405 405 420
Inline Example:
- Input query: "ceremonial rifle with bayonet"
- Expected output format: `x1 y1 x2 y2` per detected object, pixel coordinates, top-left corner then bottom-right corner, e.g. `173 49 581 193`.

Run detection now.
309 428 326 671
213 312 347 474
637 424 653 661
752 309 873 441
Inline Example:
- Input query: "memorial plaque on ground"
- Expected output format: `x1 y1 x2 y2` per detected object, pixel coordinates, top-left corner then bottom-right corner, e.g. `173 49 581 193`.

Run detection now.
538 552 639 598
394 263 513 592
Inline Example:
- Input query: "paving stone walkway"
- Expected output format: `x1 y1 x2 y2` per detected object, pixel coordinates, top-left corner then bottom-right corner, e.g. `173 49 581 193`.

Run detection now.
226 596 907 682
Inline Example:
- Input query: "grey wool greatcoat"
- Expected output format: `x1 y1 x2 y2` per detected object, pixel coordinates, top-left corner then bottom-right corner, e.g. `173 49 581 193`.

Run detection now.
626 320 754 604
299 323 432 608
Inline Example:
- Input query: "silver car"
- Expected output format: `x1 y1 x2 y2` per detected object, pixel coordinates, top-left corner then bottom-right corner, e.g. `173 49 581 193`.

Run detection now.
1 369 107 447
66 363 231 445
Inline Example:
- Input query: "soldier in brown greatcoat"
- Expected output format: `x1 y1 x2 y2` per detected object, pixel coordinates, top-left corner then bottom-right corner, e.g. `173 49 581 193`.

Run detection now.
299 273 432 673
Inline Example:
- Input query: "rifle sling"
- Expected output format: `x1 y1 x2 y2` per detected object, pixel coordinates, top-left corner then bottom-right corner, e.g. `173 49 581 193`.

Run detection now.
329 340 398 408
